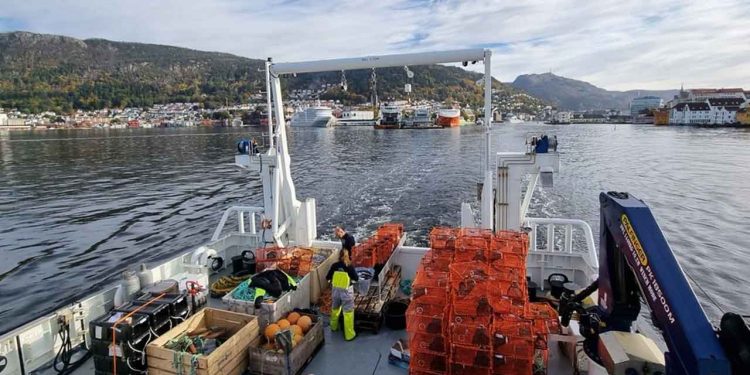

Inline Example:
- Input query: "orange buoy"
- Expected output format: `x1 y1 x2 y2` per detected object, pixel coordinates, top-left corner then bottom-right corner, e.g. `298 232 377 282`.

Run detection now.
290 324 303 337
287 312 301 325
297 316 312 333
264 323 280 340
277 319 290 329
293 334 303 346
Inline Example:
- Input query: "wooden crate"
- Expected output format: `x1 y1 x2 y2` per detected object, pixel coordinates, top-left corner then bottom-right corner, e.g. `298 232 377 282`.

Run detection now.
146 308 259 375
247 314 324 375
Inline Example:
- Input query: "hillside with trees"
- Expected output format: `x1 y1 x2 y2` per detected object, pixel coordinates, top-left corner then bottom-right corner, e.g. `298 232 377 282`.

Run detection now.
0 31 544 114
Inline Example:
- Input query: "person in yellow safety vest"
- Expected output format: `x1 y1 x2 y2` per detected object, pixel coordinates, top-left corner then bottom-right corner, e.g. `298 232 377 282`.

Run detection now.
325 249 359 341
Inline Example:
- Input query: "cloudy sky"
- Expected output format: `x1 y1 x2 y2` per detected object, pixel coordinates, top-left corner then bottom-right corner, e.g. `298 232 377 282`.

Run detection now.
1 0 749 90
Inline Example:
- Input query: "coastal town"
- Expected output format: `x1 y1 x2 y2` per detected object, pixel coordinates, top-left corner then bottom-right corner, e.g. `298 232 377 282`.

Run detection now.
539 87 750 126
0 85 749 130
0 86 543 130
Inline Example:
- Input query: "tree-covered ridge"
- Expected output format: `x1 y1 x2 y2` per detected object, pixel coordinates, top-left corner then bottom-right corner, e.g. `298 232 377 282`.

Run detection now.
0 31 544 114
0 32 265 113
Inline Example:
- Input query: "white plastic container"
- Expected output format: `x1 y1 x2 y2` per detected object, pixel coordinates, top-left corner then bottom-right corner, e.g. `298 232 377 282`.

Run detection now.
222 273 311 328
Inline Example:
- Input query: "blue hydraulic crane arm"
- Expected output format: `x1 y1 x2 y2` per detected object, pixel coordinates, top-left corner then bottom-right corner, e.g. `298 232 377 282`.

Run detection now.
598 192 731 375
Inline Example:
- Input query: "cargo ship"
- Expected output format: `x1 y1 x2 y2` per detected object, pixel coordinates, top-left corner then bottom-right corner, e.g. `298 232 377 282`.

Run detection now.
375 103 402 129
436 107 461 127
2 49 747 375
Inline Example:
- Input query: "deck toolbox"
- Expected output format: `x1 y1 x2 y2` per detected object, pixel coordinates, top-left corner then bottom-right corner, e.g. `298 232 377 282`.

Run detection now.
146 308 258 375
247 313 324 375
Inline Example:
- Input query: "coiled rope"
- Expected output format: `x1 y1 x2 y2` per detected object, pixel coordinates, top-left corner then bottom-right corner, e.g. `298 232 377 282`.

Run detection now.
231 280 257 301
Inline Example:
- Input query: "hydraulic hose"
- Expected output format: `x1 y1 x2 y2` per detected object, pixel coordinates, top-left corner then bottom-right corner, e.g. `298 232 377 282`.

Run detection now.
53 320 91 375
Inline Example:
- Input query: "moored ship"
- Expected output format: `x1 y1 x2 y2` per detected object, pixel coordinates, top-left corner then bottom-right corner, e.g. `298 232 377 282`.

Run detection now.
436 107 461 127
290 105 336 127
375 103 403 129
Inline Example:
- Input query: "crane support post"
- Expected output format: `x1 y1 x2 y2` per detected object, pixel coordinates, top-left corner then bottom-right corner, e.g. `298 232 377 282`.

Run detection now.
598 192 731 375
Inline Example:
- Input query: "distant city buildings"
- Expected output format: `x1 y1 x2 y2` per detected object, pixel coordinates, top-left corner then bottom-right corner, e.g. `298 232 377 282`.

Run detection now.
630 96 663 118
663 88 749 125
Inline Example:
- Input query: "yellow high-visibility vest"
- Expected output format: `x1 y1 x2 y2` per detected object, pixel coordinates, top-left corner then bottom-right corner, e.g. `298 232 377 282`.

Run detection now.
332 271 350 289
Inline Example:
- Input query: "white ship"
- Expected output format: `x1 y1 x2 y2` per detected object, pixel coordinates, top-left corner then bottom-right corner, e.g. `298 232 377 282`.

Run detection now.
290 105 336 127
1 49 746 375
376 103 403 128
403 106 432 127
338 110 376 126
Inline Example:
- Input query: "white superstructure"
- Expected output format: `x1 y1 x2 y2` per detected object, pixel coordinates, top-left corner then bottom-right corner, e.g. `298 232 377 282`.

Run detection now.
290 106 336 127
412 107 431 123
379 103 403 125
341 110 374 121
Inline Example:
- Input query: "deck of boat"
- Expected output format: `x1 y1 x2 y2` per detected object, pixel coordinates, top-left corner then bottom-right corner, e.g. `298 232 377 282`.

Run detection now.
58 315 572 375
34 249 576 375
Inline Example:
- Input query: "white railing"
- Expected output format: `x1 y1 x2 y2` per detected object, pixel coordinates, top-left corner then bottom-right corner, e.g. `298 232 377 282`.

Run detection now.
211 205 266 241
524 217 598 269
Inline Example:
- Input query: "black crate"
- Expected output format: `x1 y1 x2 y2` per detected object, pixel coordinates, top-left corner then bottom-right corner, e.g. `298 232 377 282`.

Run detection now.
136 292 190 323
90 311 150 344
115 301 171 331
93 354 147 375
89 331 148 359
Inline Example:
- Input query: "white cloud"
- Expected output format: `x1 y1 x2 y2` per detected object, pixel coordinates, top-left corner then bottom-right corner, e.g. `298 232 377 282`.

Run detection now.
1 0 749 90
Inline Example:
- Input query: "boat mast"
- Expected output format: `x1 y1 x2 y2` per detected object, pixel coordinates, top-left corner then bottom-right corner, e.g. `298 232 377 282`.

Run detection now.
481 49 493 229
265 58 274 149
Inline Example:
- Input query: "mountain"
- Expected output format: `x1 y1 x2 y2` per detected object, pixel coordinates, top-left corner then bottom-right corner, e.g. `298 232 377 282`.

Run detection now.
0 31 541 113
511 73 678 111
0 31 267 113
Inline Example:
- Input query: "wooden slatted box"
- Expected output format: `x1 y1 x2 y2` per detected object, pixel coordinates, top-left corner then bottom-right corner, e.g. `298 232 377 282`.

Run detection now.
146 308 259 375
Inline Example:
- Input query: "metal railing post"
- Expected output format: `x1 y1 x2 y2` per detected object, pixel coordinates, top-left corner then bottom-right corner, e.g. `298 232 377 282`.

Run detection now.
565 224 573 253
546 224 554 252
238 210 245 234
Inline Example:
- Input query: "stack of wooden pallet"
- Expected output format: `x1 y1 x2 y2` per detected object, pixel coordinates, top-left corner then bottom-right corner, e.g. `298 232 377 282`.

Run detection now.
354 265 402 333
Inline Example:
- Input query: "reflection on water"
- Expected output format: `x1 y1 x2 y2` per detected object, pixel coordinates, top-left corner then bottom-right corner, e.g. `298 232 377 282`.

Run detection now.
0 125 749 334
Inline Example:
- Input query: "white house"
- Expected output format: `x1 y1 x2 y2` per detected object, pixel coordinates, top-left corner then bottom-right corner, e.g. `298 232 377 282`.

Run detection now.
707 98 744 125
670 102 711 125
709 106 738 125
